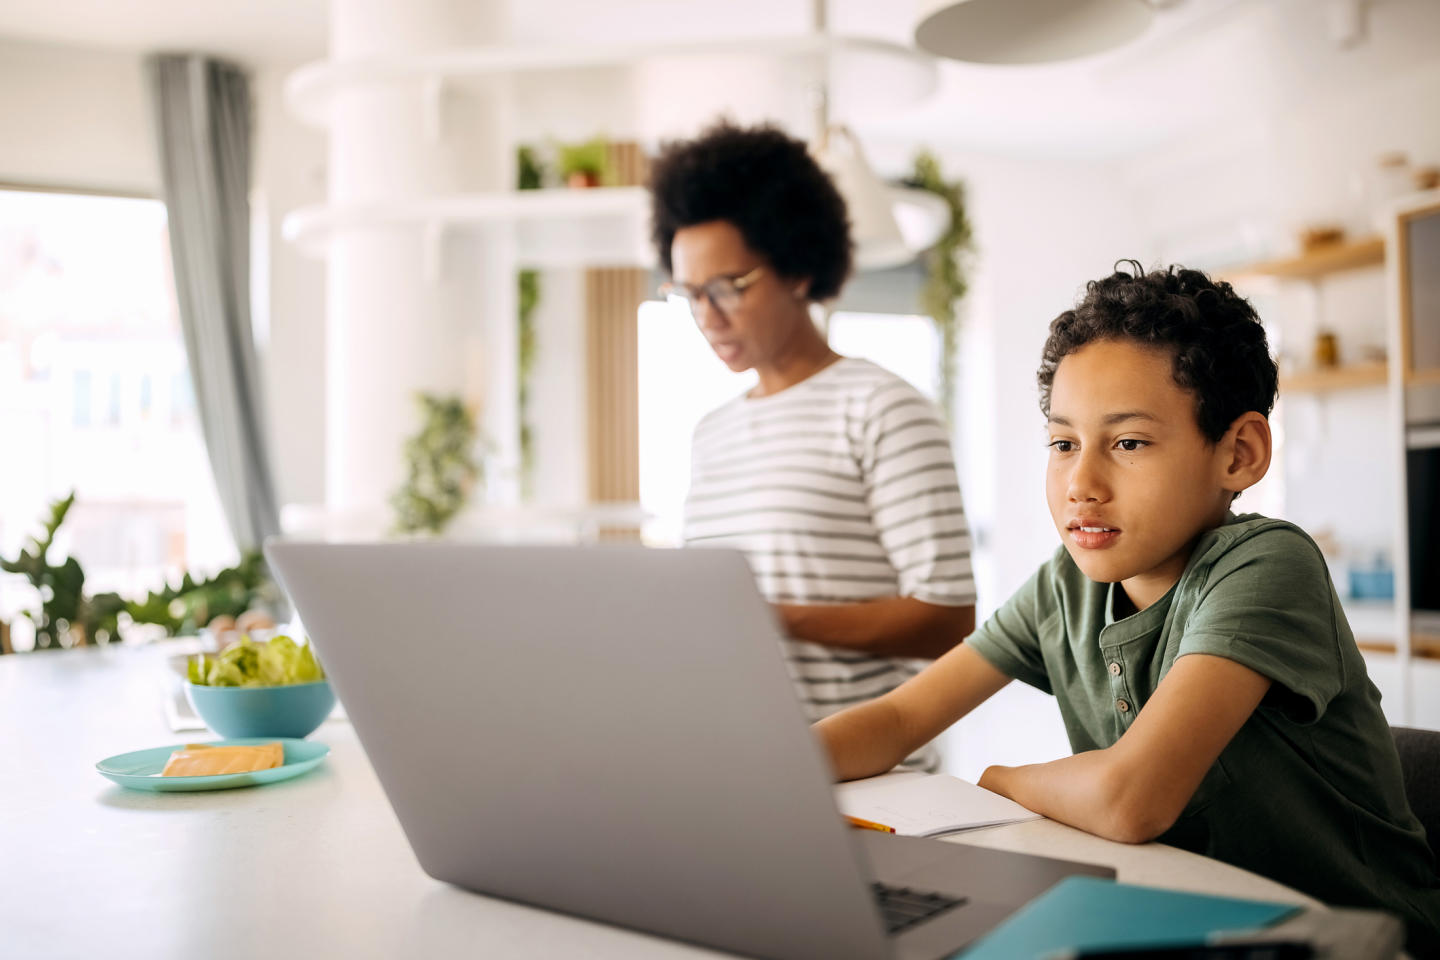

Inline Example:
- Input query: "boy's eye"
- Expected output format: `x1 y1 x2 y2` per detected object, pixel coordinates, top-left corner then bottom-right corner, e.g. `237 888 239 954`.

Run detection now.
1048 439 1075 453
1115 438 1147 452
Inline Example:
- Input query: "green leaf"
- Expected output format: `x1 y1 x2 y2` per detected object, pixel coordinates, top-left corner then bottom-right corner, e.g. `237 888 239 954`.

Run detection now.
187 635 326 686
391 392 482 535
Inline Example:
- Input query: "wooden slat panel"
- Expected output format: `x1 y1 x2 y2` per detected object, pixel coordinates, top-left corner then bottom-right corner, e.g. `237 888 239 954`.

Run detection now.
582 140 648 539
607 140 649 190
585 267 645 519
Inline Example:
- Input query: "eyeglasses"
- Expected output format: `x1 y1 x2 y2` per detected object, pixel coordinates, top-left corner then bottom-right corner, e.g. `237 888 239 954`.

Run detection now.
657 266 765 318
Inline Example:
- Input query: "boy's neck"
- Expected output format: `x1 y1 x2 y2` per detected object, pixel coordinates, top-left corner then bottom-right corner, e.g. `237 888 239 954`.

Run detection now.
1122 543 1198 611
1121 509 1235 610
1117 503 1232 607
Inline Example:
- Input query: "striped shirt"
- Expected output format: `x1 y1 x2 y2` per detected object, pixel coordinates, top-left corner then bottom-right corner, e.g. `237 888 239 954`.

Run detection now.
682 357 976 772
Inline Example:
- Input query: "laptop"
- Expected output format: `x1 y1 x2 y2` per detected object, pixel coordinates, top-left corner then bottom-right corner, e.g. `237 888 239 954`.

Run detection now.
265 541 1112 960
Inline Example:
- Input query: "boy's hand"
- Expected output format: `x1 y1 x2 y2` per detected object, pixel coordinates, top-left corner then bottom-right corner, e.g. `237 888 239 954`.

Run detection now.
816 642 1011 781
977 654 1271 843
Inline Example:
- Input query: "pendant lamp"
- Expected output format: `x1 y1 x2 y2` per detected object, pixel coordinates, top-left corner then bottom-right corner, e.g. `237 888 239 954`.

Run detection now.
915 0 1156 65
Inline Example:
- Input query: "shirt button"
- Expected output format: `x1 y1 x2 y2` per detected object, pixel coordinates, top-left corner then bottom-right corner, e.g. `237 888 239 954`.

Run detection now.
1108 661 1122 677
1116 698 1131 713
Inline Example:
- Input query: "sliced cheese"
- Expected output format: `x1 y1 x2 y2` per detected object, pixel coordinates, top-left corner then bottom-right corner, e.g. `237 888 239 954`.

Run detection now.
161 742 284 777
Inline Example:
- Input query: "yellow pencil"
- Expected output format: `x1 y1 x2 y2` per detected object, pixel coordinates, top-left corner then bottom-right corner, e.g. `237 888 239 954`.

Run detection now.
843 814 896 833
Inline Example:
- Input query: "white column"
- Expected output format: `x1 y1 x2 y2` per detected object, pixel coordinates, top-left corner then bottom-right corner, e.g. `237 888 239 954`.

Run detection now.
323 0 518 529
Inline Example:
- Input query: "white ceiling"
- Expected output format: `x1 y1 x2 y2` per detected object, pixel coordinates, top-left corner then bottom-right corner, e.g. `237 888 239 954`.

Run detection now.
0 0 1436 159
0 0 328 64
858 0 1440 158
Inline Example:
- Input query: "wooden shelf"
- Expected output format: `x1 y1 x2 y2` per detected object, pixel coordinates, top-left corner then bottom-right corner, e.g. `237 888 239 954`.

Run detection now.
281 184 949 271
282 187 655 268
1348 601 1440 660
1357 638 1440 661
1226 236 1385 282
1279 361 1388 393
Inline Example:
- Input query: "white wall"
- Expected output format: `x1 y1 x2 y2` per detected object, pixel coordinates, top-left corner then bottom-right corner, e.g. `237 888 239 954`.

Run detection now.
920 58 1440 766
1120 59 1440 268
1096 57 1440 730
0 38 157 193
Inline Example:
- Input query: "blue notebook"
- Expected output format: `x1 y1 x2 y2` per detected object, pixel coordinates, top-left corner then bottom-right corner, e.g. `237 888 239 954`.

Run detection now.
957 876 1302 959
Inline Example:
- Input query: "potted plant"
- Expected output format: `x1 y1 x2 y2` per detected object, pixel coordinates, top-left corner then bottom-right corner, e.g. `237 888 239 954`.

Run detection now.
0 492 127 649
126 551 280 637
556 136 611 189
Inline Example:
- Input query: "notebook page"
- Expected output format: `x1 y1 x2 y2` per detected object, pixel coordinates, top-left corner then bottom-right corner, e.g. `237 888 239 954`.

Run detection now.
834 772 1042 837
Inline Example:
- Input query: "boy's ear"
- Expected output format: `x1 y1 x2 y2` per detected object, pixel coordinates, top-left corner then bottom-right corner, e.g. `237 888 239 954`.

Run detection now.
1218 412 1272 495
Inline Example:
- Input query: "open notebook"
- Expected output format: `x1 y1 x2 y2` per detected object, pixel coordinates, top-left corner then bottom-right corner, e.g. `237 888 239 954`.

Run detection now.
834 772 1041 837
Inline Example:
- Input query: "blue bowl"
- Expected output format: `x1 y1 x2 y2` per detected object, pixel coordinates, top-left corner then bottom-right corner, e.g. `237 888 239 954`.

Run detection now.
185 680 336 739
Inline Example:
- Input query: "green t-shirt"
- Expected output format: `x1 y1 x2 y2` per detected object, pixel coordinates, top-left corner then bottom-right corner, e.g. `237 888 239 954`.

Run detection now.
967 513 1440 952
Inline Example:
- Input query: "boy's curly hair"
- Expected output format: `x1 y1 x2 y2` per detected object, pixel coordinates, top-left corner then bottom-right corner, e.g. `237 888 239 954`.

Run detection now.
1037 262 1279 441
648 121 853 301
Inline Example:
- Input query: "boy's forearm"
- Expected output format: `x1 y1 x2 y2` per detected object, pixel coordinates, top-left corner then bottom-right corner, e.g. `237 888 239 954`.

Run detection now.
979 749 1170 845
814 696 912 781
980 656 1274 845
815 644 1014 784
775 597 974 659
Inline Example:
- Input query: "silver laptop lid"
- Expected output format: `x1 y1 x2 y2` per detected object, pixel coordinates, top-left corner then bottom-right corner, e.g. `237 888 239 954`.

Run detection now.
266 541 893 960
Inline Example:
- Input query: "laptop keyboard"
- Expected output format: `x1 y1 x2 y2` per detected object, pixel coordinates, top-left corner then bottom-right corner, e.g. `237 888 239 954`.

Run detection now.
871 882 967 935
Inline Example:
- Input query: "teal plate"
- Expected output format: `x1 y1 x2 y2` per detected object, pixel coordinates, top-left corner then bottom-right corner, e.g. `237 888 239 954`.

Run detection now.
96 738 330 792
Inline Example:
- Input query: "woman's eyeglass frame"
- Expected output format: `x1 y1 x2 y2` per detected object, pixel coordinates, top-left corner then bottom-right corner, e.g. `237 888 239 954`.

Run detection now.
657 266 765 318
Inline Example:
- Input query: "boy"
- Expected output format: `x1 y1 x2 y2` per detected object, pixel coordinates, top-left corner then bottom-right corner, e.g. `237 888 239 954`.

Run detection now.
816 263 1440 953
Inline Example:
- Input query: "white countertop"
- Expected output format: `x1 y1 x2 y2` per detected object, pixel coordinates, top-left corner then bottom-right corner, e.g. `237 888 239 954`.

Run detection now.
1 642 1317 960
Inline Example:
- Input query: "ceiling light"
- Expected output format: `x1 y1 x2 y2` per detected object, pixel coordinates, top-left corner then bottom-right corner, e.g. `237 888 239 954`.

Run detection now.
811 126 913 270
915 0 1156 65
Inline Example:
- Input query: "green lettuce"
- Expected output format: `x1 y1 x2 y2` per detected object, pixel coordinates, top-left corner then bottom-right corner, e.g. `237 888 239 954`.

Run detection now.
188 635 326 687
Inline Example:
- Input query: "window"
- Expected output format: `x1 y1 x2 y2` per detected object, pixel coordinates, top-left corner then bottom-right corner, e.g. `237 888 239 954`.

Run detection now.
0 188 236 648
72 369 92 427
139 374 153 421
826 312 941 402
637 305 944 545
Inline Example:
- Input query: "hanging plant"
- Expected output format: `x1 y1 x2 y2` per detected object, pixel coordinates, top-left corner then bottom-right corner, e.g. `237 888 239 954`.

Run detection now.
516 144 546 500
391 393 481 536
904 151 975 422
518 268 540 500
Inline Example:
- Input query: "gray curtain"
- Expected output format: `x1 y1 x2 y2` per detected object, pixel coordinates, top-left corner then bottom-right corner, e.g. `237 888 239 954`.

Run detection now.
145 54 280 553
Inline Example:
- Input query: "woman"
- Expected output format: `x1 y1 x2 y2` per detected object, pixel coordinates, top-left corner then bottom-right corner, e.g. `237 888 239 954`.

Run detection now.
649 121 976 771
